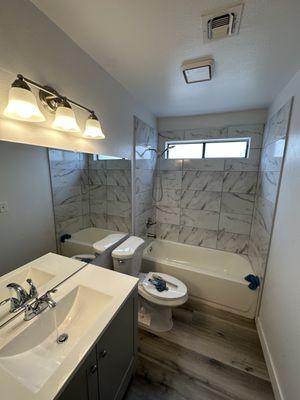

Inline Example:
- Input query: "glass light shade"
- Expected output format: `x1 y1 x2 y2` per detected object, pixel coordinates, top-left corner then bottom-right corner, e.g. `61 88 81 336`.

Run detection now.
4 87 45 122
83 117 105 139
52 105 80 132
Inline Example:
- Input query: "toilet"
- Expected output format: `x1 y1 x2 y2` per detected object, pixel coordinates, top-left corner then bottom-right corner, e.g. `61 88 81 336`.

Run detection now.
112 236 188 332
72 233 128 268
92 233 129 268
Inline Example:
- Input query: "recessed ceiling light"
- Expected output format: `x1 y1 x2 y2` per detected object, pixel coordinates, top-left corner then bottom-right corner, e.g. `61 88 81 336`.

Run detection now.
181 58 214 84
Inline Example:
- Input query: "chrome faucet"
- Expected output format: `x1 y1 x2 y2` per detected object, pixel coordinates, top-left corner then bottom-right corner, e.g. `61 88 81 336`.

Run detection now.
0 279 38 313
24 288 57 321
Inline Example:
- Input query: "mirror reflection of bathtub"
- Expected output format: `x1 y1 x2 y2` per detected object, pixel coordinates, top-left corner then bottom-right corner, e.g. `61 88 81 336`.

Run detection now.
60 227 128 258
142 239 258 319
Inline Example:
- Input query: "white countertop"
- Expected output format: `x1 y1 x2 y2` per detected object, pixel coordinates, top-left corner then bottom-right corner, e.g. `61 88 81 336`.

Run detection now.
0 254 138 400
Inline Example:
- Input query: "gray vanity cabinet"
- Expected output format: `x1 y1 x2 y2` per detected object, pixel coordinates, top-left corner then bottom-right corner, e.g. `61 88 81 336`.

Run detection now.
57 347 99 400
57 289 137 400
97 293 135 400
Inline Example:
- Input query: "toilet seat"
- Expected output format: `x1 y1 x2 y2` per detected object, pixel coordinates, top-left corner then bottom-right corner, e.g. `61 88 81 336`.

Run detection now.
138 272 188 306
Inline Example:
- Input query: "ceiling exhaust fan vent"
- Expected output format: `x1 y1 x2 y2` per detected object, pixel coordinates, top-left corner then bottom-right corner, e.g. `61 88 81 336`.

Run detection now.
202 3 244 42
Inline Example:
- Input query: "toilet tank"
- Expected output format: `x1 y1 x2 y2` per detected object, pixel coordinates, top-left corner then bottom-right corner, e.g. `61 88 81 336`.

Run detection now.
112 237 145 277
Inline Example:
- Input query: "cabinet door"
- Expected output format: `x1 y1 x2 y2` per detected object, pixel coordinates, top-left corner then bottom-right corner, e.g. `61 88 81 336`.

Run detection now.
97 295 135 400
57 347 99 400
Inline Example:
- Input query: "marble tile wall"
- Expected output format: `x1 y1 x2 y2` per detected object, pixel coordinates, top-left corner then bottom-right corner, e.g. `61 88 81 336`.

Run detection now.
48 149 90 248
248 99 293 278
49 150 132 250
134 116 157 237
153 124 265 255
88 156 132 232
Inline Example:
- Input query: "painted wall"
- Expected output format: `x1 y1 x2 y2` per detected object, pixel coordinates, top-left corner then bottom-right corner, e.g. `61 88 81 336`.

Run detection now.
0 0 155 157
157 109 267 131
257 69 300 400
0 141 56 274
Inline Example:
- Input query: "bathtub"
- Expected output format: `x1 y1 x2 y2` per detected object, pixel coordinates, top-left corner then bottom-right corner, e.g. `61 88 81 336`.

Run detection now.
142 240 258 318
61 227 128 257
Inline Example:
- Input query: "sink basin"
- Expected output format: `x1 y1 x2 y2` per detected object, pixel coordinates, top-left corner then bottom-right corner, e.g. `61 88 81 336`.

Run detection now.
0 285 112 392
0 267 55 300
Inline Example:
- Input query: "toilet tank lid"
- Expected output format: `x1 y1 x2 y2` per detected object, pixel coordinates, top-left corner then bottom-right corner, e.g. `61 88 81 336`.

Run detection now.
93 233 128 253
112 236 145 259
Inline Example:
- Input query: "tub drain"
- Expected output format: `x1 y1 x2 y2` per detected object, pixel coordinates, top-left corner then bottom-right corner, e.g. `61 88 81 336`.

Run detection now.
57 333 69 344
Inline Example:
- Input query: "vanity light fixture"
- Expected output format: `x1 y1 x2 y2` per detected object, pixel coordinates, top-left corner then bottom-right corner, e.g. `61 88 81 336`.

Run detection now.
52 99 80 132
83 112 105 139
4 75 45 122
3 74 105 139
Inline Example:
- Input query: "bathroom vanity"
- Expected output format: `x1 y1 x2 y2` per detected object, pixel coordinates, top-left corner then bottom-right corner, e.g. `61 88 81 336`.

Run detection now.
0 254 138 400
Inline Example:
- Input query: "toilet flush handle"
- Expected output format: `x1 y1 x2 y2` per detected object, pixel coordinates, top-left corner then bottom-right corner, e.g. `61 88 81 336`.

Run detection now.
118 259 124 264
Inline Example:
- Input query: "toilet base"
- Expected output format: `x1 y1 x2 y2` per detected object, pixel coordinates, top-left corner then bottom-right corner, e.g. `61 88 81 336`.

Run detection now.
138 297 173 332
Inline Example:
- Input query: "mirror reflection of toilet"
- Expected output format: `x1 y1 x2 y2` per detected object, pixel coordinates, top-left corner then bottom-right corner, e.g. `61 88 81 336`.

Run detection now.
112 236 188 332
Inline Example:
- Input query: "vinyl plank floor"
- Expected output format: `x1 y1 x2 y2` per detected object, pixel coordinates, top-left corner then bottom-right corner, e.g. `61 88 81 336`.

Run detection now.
133 306 274 400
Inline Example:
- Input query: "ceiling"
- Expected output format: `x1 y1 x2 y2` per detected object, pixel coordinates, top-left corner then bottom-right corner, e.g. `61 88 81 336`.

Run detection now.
32 0 300 117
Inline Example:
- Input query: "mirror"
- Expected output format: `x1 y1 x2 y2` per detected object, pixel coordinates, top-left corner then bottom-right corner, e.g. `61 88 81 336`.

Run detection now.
0 140 132 326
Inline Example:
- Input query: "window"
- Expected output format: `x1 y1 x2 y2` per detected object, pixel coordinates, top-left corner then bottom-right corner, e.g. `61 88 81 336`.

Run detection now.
165 138 250 159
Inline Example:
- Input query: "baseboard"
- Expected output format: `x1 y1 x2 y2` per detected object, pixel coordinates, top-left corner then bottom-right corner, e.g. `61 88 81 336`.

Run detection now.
256 317 284 400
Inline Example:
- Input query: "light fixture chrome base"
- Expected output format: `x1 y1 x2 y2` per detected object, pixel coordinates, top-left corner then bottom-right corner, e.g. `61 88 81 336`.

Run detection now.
39 86 61 113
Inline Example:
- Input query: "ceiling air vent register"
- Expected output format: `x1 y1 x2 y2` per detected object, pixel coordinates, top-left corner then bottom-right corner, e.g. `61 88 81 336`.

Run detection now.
202 3 244 42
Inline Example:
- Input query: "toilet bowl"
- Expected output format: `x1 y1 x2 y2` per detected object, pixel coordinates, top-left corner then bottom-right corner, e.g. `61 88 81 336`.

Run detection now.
112 236 188 332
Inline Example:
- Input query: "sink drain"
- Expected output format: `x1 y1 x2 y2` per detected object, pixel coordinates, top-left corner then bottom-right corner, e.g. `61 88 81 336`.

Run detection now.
57 333 69 344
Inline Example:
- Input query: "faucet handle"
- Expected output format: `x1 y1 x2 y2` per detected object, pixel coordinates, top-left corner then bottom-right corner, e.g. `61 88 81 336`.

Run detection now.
26 279 38 299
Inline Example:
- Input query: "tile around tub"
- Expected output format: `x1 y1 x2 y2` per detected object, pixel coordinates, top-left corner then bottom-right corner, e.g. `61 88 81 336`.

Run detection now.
90 201 107 215
155 223 180 242
107 215 131 232
217 231 249 254
183 159 225 171
254 195 275 234
181 190 221 212
107 185 131 203
105 159 131 170
155 206 180 225
221 193 255 216
52 185 82 206
263 99 292 147
50 167 82 188
178 226 218 249
90 213 107 229
223 171 258 194
158 159 182 171
54 202 82 223
56 216 83 238
155 170 182 190
182 171 223 192
88 169 106 185
180 209 219 230
219 213 252 235
184 127 227 141
256 171 279 203
89 185 107 203
107 201 131 218
260 140 285 172
136 169 155 193
107 169 131 187
224 148 261 172
227 124 264 148
153 188 181 207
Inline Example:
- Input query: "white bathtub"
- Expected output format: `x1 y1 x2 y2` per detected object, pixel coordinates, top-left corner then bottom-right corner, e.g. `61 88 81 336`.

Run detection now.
142 240 258 318
61 227 128 257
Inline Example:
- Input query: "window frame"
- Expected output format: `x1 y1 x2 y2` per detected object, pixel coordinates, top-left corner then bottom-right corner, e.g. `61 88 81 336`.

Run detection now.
165 137 251 160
